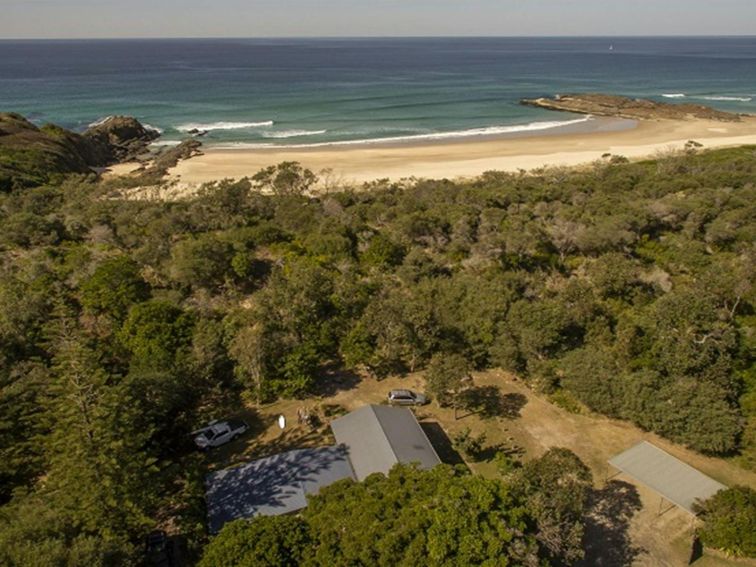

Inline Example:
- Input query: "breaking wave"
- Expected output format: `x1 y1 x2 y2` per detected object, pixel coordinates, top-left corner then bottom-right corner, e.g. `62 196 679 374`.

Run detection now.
143 123 164 134
176 120 274 132
150 140 182 147
661 93 752 102
212 116 596 149
88 115 115 127
700 96 752 102
88 116 164 133
261 129 328 139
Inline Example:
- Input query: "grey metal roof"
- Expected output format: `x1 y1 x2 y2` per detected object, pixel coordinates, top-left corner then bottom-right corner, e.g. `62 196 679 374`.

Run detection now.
205 446 354 533
330 405 441 481
608 441 726 514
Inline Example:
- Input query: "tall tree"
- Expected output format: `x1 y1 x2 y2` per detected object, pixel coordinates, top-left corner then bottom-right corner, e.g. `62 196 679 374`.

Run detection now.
513 448 593 565
229 324 266 406
425 352 471 419
42 315 158 544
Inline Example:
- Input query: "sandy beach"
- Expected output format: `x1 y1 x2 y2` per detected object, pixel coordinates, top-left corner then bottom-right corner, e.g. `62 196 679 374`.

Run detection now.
164 116 756 189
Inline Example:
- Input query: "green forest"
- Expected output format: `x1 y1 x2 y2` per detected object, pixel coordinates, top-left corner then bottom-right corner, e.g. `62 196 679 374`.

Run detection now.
200 451 593 567
0 144 755 564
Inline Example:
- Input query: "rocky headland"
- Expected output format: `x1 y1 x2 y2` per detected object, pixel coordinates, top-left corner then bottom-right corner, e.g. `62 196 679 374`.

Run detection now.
521 93 742 122
0 113 197 190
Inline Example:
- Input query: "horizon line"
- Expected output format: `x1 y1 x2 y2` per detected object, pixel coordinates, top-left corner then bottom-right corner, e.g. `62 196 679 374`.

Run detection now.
1 34 756 42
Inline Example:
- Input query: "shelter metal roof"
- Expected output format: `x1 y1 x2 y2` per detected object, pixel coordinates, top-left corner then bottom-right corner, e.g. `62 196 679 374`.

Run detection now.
608 441 726 514
205 446 354 533
330 404 441 481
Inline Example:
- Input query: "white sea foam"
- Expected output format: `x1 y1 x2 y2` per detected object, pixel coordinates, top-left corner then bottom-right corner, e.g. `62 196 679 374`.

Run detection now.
261 129 328 139
212 116 596 150
176 120 274 132
150 140 183 147
143 123 164 134
90 116 164 133
88 115 115 127
699 96 752 102
662 93 752 103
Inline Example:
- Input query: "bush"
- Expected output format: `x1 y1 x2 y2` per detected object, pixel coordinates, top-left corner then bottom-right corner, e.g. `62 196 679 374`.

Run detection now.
169 235 235 290
80 256 149 321
696 486 756 558
493 451 521 475
548 389 584 414
361 233 405 268
198 516 312 567
252 161 318 196
452 428 487 461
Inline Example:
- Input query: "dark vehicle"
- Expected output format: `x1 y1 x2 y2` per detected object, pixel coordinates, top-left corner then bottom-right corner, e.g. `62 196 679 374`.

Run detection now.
387 389 428 406
145 530 173 567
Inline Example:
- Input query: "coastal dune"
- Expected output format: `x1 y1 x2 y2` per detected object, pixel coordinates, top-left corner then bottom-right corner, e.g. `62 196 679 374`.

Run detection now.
167 116 756 188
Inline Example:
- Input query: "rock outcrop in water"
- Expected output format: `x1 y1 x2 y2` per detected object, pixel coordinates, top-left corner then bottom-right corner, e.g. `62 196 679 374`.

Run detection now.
0 112 162 190
521 94 742 122
83 115 161 164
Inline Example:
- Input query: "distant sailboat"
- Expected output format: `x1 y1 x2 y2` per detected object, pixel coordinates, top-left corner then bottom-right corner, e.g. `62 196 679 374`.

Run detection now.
609 44 614 51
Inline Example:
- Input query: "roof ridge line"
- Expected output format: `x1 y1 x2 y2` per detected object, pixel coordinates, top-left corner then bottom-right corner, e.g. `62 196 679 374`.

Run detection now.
370 404 441 467
368 404 401 464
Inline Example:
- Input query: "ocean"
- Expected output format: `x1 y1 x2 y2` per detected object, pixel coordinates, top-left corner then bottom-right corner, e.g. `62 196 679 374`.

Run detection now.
0 37 754 148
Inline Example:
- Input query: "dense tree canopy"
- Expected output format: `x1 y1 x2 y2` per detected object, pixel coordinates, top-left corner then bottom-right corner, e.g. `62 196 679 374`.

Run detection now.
198 515 313 567
0 145 754 563
202 464 548 566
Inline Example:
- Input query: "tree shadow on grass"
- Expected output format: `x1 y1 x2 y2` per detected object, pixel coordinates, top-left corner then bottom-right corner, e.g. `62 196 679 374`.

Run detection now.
578 480 644 567
313 364 363 397
249 426 334 460
459 386 528 419
477 441 526 463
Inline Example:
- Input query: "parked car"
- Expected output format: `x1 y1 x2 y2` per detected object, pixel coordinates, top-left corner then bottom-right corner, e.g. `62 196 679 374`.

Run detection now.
387 389 428 406
192 419 248 449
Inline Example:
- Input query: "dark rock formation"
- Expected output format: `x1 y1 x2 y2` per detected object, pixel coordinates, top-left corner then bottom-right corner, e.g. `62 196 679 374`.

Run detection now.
521 94 741 122
143 139 203 178
83 116 161 164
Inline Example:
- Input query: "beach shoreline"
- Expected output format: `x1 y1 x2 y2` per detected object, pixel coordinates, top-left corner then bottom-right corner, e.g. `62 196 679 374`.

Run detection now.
164 116 756 189
203 115 638 151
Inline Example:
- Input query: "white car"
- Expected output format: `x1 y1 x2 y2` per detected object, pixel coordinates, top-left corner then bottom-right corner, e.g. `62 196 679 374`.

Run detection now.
193 420 248 449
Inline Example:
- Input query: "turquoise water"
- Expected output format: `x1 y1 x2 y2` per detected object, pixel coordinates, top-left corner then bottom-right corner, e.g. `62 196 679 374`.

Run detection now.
0 37 754 147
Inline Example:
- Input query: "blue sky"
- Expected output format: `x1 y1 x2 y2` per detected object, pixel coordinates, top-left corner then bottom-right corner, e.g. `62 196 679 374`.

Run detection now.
2 0 755 39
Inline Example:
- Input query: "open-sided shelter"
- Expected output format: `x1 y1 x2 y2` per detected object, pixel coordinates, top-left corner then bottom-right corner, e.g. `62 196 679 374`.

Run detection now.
608 441 726 515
